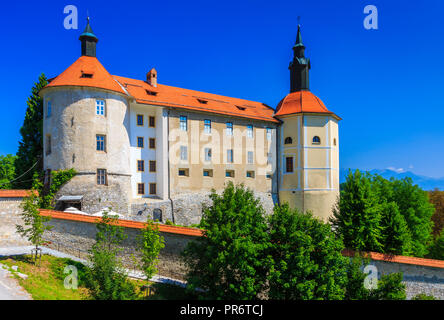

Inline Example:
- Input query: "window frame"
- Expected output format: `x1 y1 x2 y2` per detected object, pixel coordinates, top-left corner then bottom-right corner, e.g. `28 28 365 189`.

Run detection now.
247 151 254 164
137 137 144 149
180 145 188 161
312 136 321 145
227 149 234 163
137 160 145 172
96 134 106 152
149 183 157 195
136 114 144 126
148 116 156 128
204 148 212 162
247 125 254 138
96 99 105 116
137 183 145 195
180 116 188 131
226 122 233 136
149 138 156 149
97 169 107 185
204 119 211 134
285 156 294 173
149 160 157 173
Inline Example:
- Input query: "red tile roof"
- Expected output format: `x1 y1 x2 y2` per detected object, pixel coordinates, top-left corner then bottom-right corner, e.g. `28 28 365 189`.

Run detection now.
274 90 340 119
113 75 279 123
39 209 204 237
0 190 38 198
44 56 127 95
342 249 444 269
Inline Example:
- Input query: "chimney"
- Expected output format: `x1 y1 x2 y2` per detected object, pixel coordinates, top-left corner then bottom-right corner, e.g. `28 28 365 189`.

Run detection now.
147 68 157 87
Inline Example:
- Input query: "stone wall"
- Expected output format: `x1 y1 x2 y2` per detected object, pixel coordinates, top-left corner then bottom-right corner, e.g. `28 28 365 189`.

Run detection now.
0 198 30 247
43 217 196 281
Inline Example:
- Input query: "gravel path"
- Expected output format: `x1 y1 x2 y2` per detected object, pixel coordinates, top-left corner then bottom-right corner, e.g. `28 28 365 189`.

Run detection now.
0 264 32 300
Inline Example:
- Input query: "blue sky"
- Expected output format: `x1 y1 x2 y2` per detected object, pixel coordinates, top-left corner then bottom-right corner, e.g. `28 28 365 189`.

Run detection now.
1 0 443 177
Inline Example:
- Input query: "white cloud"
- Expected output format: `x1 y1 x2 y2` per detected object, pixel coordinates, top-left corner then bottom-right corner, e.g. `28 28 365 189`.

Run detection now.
387 167 405 173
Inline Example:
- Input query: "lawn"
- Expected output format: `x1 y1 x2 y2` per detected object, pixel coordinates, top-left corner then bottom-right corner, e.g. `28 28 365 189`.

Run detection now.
0 254 196 300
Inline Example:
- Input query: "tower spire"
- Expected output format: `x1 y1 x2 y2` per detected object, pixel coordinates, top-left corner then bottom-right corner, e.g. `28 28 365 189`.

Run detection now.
79 17 98 57
289 24 310 92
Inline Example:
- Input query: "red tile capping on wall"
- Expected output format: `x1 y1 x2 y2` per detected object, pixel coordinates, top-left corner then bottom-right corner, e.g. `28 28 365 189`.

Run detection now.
0 190 39 198
39 209 204 237
342 249 444 269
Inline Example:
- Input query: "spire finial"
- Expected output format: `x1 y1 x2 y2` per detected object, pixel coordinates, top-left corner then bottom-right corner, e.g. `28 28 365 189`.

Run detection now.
295 23 303 47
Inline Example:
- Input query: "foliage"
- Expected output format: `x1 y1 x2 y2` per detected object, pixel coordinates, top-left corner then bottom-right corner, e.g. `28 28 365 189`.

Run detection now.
183 182 271 300
412 293 436 300
331 170 434 257
371 273 406 300
49 257 88 287
344 254 371 300
429 189 444 237
136 219 165 282
330 170 383 252
427 229 444 260
16 191 53 263
84 212 137 300
36 168 77 209
0 154 17 189
14 74 47 189
267 204 348 300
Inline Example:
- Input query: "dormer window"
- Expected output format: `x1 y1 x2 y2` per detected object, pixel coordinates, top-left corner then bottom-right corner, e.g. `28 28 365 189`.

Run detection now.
236 106 246 111
81 73 93 78
197 99 208 104
312 136 321 145
146 90 158 96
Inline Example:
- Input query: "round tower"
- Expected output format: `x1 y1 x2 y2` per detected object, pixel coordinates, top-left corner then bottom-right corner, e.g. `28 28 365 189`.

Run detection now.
40 19 132 215
275 25 341 221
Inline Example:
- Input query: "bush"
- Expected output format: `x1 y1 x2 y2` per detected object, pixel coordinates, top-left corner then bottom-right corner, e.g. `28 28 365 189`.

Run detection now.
412 293 436 300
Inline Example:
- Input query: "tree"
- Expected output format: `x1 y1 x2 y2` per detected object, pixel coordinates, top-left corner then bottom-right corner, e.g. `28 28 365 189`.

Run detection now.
85 212 137 300
136 219 165 282
182 182 271 300
330 170 383 252
429 189 444 237
15 74 47 189
379 202 412 255
427 229 444 260
267 204 348 300
0 154 17 189
15 190 53 264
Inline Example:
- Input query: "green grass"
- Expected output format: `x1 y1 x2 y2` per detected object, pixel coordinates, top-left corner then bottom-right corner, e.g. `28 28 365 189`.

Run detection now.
0 254 197 300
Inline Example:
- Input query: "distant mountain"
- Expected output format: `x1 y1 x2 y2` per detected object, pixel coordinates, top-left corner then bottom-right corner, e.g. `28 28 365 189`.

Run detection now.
339 168 444 191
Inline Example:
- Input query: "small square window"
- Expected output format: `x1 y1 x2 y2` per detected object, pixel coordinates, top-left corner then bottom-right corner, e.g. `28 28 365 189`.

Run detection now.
97 169 107 185
137 160 145 172
137 114 144 126
203 169 213 177
137 137 144 148
149 160 156 173
149 183 157 195
178 168 189 177
225 170 235 178
137 183 145 195
246 171 255 178
149 116 156 128
149 138 156 149
96 100 105 116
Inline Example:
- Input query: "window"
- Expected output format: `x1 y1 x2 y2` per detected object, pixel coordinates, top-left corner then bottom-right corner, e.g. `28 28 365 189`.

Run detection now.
266 128 272 141
97 169 107 185
197 99 208 104
312 136 321 144
284 137 293 145
149 160 156 173
227 149 234 163
149 138 156 149
46 135 52 155
225 170 235 178
204 119 211 134
246 171 255 178
146 90 158 96
247 125 254 138
180 116 187 131
267 152 272 165
285 157 294 173
137 160 145 172
333 138 337 146
137 183 145 195
137 114 144 126
247 151 254 164
81 73 93 78
96 135 106 152
236 106 246 111
149 183 157 195
137 137 144 148
47 101 52 118
180 146 188 161
203 169 213 177
266 173 272 179
178 168 189 177
226 122 233 136
96 100 105 116
204 148 212 162
149 116 156 128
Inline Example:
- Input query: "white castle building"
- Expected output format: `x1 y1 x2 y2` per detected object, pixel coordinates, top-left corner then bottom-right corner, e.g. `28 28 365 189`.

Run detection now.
39 19 341 225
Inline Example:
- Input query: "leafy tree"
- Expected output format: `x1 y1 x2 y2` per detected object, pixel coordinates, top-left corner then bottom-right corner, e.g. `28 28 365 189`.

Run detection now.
427 229 444 260
429 189 444 237
136 219 165 282
183 182 271 300
371 273 406 300
38 169 76 209
267 204 348 300
379 201 412 255
330 170 383 252
0 154 17 189
344 255 370 300
389 178 434 257
15 74 47 189
16 190 53 264
85 212 137 300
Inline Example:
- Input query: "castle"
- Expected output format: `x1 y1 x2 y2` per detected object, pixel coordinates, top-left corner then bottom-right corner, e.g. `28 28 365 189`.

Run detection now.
39 19 341 225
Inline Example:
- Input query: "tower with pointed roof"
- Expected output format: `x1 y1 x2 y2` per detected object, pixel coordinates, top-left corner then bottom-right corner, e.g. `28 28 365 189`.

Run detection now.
275 25 341 221
79 17 98 57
